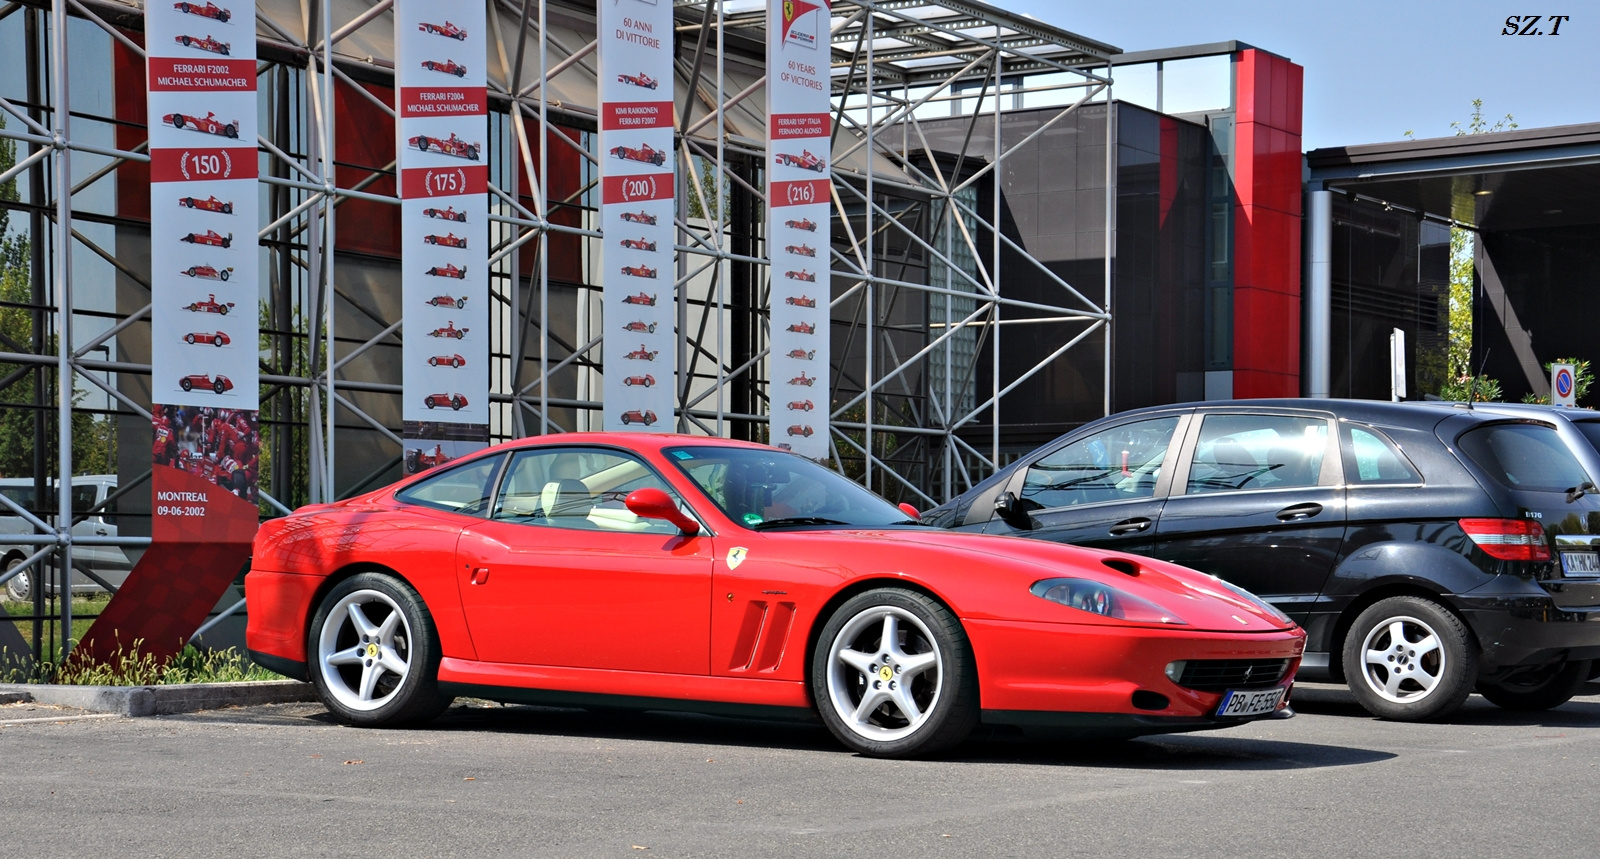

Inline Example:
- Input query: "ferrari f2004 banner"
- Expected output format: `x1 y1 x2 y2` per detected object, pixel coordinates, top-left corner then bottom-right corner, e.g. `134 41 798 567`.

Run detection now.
396 0 490 470
600 0 675 432
767 0 832 459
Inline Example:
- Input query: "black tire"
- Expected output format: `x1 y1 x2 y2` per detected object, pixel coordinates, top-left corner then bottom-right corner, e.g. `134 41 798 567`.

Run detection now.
307 572 453 727
811 588 979 757
222 202 233 214
217 305 228 315
185 334 197 344
221 236 231 248
455 298 465 309
1478 659 1593 711
223 123 238 138
416 136 430 152
183 198 195 208
179 378 193 391
3 556 29 603
425 398 435 409
428 357 439 367
171 114 185 128
212 380 226 394
219 269 230 281
179 36 191 47
213 337 223 348
1343 596 1478 721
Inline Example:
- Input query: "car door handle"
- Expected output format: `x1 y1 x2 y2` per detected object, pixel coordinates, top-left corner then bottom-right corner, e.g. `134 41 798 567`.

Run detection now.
95 529 108 535
1276 503 1323 521
469 567 490 585
1108 517 1152 535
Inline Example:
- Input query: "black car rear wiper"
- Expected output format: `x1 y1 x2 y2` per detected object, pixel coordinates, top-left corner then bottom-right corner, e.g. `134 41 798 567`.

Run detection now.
751 517 850 530
1567 481 1598 503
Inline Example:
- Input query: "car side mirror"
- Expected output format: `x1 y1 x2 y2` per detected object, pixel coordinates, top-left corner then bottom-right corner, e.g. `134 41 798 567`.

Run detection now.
994 491 1037 531
897 502 921 521
625 488 701 536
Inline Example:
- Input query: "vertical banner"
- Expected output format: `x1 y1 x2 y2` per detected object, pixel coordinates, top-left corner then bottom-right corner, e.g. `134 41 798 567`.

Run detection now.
396 2 490 472
767 0 833 459
600 0 676 432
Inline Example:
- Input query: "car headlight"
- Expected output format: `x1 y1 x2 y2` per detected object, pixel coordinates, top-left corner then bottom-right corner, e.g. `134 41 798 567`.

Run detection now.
1030 578 1187 625
1197 576 1293 625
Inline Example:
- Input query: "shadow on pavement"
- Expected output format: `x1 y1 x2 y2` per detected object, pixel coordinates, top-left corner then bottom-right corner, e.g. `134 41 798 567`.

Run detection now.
1284 682 1600 729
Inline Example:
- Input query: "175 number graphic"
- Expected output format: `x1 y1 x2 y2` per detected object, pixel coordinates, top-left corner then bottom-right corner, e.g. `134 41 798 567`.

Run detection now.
1503 15 1570 34
425 168 469 196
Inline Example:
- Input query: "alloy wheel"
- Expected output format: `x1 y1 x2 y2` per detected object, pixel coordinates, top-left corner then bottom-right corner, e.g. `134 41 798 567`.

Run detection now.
316 588 413 712
824 606 944 743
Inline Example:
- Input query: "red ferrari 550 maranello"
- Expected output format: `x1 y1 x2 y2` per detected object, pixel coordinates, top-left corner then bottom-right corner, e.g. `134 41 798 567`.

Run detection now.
246 434 1304 758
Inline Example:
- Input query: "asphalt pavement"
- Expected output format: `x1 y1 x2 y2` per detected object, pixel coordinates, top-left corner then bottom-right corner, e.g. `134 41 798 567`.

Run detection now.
5 684 1600 858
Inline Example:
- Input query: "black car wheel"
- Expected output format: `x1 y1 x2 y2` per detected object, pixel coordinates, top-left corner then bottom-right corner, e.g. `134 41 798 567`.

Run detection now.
171 114 185 128
1477 659 1593 711
185 334 196 344
219 269 230 281
811 588 978 758
212 380 227 394
308 572 453 727
179 378 193 392
1344 596 1477 721
222 202 233 214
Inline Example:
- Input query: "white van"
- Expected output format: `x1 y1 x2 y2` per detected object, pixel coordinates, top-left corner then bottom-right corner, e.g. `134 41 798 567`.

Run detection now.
0 475 131 602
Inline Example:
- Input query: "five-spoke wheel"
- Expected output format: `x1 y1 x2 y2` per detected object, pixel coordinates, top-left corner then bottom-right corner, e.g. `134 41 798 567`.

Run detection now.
309 572 452 726
1344 596 1476 721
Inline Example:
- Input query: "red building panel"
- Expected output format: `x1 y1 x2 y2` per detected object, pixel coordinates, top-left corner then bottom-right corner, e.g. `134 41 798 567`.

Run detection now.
333 77 400 258
113 29 151 222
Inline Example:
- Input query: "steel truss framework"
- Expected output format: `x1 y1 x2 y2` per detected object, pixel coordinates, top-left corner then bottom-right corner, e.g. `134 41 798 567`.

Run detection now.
0 0 1114 655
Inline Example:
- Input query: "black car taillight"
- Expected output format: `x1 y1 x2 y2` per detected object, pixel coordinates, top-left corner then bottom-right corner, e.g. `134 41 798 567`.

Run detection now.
1459 518 1552 562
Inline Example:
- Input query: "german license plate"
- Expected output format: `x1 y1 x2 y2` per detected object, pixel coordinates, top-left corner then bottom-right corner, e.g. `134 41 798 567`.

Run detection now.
1216 686 1285 718
1562 551 1600 576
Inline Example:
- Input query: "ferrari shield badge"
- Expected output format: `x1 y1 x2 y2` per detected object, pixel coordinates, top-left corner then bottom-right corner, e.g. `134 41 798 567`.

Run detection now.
727 547 749 570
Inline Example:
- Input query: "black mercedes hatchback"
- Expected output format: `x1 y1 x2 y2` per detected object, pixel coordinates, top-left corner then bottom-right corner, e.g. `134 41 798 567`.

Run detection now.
923 399 1600 721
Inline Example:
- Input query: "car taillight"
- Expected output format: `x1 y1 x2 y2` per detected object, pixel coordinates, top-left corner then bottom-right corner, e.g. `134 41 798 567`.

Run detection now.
1458 518 1551 562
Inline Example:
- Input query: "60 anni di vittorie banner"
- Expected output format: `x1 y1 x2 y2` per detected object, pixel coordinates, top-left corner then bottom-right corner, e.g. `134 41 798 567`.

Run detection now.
600 0 676 432
767 0 832 459
395 0 490 472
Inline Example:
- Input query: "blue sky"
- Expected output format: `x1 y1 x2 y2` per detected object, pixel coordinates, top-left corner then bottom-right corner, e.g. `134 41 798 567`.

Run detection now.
1011 0 1598 149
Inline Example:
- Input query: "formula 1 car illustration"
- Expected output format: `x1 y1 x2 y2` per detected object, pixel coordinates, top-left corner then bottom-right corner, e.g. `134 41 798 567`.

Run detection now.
788 372 816 387
624 345 659 361
619 409 657 426
406 445 453 471
622 320 657 334
174 34 230 56
787 425 814 437
785 218 817 232
623 374 656 387
785 269 816 282
421 59 468 77
410 133 481 161
619 238 657 251
181 229 232 248
181 264 233 281
785 244 816 257
775 150 827 173
620 210 658 226
787 321 815 335
775 443 793 451
184 331 231 346
621 292 657 306
428 322 468 339
164 111 239 138
427 294 467 309
426 263 468 279
610 142 666 167
785 295 817 308
423 393 469 410
620 264 657 279
423 206 467 222
786 348 816 360
419 20 468 40
787 399 814 411
424 233 467 248
617 72 659 90
178 195 233 214
183 294 234 315
179 373 233 394
427 354 466 368
174 2 231 23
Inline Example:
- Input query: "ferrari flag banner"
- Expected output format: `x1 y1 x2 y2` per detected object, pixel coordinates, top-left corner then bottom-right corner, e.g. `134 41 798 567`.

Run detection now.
767 0 832 459
600 0 676 432
396 0 490 472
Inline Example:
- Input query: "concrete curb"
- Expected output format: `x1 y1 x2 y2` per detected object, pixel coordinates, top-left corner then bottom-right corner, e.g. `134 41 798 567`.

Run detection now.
0 679 316 716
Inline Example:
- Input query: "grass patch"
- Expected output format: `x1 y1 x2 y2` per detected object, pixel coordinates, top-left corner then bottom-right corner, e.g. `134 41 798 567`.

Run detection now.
1 640 283 685
2 594 108 653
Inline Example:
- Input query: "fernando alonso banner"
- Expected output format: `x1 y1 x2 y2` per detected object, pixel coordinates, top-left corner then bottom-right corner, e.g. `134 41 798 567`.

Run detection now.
395 0 490 471
767 0 832 459
600 0 676 432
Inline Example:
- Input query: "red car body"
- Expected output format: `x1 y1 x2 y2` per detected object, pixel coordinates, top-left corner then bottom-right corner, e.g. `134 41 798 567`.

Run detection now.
421 59 468 77
787 399 814 411
184 331 231 347
423 206 468 222
624 345 659 361
174 2 231 23
610 143 666 167
787 321 815 335
775 150 827 173
621 292 657 306
181 264 233 281
426 264 468 279
183 294 234 315
785 244 816 257
789 372 816 386
179 195 233 214
419 20 468 40
622 321 657 334
245 433 1304 757
410 134 481 161
428 323 468 339
620 265 657 279
619 410 657 426
623 374 656 387
620 211 658 226
174 34 230 55
424 393 469 410
786 349 816 361
617 72 659 89
619 238 656 251
428 354 467 368
786 295 817 308
785 218 817 232
785 270 816 282
165 111 239 138
424 233 467 248
179 373 232 394
427 295 467 309
181 229 232 248
787 424 814 437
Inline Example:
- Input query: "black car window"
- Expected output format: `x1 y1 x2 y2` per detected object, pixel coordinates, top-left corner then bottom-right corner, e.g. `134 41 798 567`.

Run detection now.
1020 417 1179 510
1459 423 1591 492
395 455 502 516
491 447 682 534
1571 420 1600 456
1186 415 1328 495
1341 425 1421 485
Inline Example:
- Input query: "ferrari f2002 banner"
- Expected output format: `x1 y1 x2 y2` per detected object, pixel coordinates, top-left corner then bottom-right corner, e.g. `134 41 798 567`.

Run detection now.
600 0 675 432
396 0 489 471
767 0 832 459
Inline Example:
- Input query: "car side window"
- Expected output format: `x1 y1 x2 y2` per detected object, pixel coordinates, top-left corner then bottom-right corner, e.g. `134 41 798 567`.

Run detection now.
395 456 502 516
491 448 683 535
1019 417 1179 510
1186 415 1328 495
1341 425 1421 484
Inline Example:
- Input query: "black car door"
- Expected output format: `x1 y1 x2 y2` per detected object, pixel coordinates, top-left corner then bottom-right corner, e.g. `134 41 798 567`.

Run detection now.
1152 409 1346 622
983 412 1189 552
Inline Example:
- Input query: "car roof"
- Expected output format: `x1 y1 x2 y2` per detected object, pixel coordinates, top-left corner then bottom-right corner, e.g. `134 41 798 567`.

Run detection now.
486 432 776 457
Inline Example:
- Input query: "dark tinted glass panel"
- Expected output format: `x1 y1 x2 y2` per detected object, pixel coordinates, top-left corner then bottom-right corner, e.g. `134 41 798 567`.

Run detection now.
1459 424 1590 492
1021 417 1178 509
1341 426 1421 485
395 456 502 515
1187 415 1328 494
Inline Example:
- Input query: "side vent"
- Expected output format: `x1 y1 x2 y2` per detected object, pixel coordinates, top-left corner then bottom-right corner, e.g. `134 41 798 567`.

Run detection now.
727 601 798 673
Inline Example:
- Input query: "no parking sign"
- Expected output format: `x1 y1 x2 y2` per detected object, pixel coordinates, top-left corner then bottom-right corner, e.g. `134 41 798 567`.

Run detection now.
1553 362 1577 407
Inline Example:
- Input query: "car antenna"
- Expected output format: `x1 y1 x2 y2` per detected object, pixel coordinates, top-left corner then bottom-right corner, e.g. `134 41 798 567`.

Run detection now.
1465 348 1491 410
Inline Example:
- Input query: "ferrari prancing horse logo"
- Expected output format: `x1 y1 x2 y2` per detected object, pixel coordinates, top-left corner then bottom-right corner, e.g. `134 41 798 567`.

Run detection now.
726 547 749 570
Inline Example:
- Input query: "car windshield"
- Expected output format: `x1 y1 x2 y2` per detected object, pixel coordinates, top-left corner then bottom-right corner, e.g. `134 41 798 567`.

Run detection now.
665 446 912 530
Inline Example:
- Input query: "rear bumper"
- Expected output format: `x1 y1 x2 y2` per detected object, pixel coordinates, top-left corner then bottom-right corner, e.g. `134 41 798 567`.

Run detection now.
243 569 321 668
1458 592 1600 670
